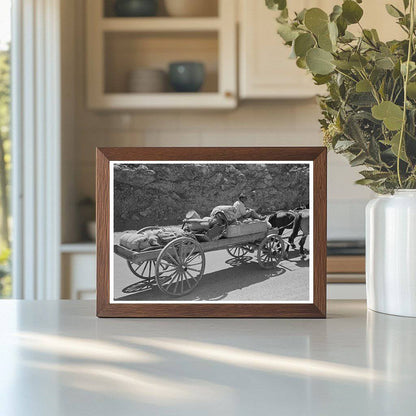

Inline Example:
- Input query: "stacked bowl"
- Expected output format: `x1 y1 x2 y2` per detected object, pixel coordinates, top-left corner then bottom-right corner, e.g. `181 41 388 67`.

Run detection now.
127 68 167 93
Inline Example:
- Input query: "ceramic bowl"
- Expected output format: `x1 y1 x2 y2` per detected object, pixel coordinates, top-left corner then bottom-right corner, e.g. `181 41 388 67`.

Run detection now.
127 68 167 93
114 0 158 17
168 62 205 93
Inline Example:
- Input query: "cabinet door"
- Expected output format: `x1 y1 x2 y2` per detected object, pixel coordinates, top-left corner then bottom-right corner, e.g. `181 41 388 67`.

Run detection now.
239 0 324 99
360 0 404 41
239 0 403 99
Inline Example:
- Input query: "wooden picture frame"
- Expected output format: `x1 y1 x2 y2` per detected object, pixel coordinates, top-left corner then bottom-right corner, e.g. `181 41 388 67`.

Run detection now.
96 147 327 318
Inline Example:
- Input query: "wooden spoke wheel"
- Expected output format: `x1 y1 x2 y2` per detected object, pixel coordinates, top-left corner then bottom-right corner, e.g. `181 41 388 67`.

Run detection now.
126 260 156 280
257 234 285 269
155 237 205 297
227 245 251 258
125 226 159 280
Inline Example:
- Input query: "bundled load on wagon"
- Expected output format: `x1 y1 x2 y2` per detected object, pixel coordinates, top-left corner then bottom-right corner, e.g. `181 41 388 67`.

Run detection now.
114 200 289 297
119 226 191 251
182 205 270 241
119 203 272 254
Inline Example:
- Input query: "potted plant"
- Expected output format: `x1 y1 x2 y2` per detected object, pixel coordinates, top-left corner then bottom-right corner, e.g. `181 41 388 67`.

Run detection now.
266 0 416 316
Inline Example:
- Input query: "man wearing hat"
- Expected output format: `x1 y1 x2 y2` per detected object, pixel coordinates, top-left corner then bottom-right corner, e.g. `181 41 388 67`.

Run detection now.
233 192 265 221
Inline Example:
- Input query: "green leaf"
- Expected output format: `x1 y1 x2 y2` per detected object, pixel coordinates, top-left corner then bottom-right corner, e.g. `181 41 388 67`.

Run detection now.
379 78 386 100
342 0 364 24
372 101 404 130
340 31 356 42
336 15 348 36
304 8 329 35
375 56 395 70
350 152 368 167
296 57 307 69
306 48 335 75
333 59 353 70
382 132 409 162
349 92 376 107
407 82 416 99
294 33 315 57
334 139 356 152
295 8 307 22
363 29 375 44
401 61 416 76
277 23 299 42
350 53 368 69
266 0 287 11
330 5 343 22
344 114 368 147
318 32 333 52
328 21 338 45
356 178 377 185
356 79 372 93
403 0 410 9
369 136 381 162
359 170 391 180
280 8 289 19
385 4 404 18
313 74 332 85
371 29 380 42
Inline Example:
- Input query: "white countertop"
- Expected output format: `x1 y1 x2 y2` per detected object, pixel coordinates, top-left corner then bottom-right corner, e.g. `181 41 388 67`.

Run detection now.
0 300 415 416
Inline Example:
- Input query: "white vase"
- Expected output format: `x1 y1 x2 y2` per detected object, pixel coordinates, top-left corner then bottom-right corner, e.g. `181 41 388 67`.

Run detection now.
366 190 416 317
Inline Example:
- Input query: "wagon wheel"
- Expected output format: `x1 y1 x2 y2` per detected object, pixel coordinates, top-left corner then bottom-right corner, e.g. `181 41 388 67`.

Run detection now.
126 260 156 280
227 245 251 259
125 226 159 280
257 234 285 269
155 237 205 297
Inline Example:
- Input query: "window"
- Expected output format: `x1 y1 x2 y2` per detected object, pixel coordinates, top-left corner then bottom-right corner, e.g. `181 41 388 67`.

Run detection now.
0 0 11 298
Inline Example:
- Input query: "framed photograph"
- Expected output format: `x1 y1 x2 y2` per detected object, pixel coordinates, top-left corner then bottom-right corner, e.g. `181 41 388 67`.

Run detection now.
96 147 327 318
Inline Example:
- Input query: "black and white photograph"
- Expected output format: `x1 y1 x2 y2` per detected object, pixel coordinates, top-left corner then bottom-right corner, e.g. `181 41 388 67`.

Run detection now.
110 161 313 303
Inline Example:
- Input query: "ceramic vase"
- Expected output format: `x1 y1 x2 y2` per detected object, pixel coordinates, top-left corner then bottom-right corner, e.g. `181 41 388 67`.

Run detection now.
366 190 416 317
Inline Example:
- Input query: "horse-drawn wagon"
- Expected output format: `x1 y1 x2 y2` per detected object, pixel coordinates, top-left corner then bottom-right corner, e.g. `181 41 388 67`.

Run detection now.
114 223 286 298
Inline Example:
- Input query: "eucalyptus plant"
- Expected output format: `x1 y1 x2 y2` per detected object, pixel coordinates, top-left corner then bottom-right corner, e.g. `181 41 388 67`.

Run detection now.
266 0 416 193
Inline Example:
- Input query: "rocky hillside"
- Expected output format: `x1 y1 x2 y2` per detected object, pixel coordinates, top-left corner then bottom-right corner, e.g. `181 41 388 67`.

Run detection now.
113 163 310 231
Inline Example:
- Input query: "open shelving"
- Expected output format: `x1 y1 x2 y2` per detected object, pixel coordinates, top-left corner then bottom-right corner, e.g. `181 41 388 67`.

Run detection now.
86 0 237 109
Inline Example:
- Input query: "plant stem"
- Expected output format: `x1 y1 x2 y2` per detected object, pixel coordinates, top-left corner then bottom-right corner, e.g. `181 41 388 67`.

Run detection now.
334 68 357 83
358 69 380 104
397 0 415 188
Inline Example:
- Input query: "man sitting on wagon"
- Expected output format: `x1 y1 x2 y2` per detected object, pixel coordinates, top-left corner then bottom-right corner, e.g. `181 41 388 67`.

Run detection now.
233 192 266 221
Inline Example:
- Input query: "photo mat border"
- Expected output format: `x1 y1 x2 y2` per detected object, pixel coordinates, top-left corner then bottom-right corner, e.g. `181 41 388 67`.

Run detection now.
109 160 314 305
96 147 327 318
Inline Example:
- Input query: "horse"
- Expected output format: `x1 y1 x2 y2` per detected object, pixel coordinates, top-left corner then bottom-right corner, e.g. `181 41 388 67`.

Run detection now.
267 210 298 236
267 210 298 258
288 209 309 256
267 208 310 257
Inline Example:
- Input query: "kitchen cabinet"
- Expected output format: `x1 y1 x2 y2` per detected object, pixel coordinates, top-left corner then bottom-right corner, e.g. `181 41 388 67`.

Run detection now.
86 0 237 109
61 244 96 300
239 0 327 99
238 0 404 99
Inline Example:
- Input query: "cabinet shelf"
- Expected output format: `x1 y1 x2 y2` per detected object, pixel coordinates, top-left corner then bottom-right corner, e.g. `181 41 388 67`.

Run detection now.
101 17 221 32
89 92 235 110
